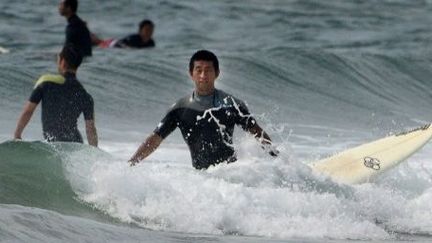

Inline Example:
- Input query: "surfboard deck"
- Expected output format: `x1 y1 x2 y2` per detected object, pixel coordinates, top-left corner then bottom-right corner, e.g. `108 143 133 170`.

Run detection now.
310 124 432 185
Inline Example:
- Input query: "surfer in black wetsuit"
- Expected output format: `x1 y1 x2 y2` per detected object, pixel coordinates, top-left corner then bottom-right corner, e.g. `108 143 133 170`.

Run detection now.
59 0 92 57
14 44 98 146
129 50 278 169
114 19 155 48
91 19 155 49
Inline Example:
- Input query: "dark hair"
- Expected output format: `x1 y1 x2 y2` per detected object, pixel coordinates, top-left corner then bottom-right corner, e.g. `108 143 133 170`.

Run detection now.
139 19 154 31
189 50 219 74
64 0 78 13
59 44 83 69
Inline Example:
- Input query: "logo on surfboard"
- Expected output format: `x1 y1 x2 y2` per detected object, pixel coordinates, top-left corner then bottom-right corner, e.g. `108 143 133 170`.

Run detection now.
363 157 381 170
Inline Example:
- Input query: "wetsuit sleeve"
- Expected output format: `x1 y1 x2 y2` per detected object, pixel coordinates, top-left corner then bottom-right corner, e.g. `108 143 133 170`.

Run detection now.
153 109 178 139
114 35 132 47
235 101 257 130
29 85 43 104
115 34 148 48
82 94 95 120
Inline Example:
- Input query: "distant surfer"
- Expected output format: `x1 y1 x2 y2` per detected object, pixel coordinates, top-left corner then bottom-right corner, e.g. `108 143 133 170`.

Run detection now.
14 44 98 146
129 50 277 169
91 19 155 49
59 0 93 57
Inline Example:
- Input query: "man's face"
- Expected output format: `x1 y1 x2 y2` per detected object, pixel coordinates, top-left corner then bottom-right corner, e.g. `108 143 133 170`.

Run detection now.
58 0 68 16
139 25 154 42
190 60 218 95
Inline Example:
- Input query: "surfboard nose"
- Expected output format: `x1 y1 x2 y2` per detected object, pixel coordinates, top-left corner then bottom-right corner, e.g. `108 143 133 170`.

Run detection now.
311 123 432 184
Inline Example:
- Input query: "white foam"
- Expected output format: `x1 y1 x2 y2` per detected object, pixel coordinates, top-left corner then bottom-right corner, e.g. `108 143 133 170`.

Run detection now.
60 137 432 240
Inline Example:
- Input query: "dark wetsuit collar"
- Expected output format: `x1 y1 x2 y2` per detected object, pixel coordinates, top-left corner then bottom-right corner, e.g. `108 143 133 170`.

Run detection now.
67 14 78 23
193 89 218 107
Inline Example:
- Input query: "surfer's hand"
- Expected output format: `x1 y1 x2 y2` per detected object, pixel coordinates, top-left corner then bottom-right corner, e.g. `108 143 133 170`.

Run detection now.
262 144 279 157
269 147 279 157
128 159 139 167
269 148 279 157
13 133 22 140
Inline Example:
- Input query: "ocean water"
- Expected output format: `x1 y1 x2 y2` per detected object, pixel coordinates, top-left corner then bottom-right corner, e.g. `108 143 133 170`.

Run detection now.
1 0 432 242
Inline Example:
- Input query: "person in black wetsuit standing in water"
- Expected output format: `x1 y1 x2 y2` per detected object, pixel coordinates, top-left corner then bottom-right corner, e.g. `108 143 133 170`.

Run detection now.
129 50 278 169
59 0 92 57
14 44 98 146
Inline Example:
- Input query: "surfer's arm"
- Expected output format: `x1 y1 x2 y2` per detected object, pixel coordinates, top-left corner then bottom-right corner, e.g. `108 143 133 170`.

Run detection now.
247 124 279 157
90 32 102 46
14 102 38 139
85 119 98 147
128 133 163 166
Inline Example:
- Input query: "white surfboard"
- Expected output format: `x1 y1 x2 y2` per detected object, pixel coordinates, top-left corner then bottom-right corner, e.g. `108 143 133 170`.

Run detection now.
310 124 432 185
